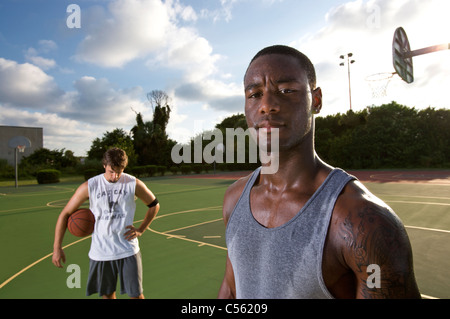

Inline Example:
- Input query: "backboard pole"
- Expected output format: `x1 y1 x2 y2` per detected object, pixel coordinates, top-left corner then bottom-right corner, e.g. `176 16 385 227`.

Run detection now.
14 147 18 188
402 43 450 59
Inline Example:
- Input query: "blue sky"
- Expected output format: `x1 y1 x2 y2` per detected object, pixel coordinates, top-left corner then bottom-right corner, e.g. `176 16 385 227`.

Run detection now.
1 0 449 156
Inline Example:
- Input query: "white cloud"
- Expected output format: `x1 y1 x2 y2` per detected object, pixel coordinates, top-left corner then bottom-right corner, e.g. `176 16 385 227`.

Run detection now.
290 0 450 115
25 48 57 70
75 0 201 68
168 0 198 22
174 79 242 112
55 76 149 127
24 39 58 70
75 0 171 67
37 40 58 53
149 27 222 82
0 103 96 155
0 58 63 108
75 0 219 83
72 0 240 135
0 58 147 128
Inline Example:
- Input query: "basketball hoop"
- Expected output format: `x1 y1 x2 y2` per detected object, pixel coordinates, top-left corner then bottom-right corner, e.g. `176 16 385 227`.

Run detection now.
365 72 396 99
8 136 31 188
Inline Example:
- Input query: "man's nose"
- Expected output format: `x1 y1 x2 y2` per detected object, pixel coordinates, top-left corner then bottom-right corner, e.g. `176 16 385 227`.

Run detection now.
259 91 280 114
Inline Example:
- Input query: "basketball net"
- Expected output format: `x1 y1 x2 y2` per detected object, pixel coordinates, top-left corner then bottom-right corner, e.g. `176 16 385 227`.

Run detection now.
366 72 396 99
17 145 26 153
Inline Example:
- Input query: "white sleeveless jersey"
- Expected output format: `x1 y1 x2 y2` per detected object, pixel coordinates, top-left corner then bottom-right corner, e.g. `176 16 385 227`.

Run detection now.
87 173 139 261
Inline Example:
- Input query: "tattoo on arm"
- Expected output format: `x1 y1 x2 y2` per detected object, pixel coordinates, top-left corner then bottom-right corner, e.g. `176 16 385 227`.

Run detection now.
340 205 420 298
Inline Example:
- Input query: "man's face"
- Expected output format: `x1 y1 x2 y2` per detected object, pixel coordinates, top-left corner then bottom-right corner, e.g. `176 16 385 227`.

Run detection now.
244 54 317 151
104 165 124 183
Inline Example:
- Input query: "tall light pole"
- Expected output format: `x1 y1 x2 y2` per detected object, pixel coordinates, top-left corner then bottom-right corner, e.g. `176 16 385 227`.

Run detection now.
340 53 355 111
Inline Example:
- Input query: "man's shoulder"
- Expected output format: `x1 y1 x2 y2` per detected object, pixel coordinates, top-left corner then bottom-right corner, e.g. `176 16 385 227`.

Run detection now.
330 178 420 298
222 171 255 224
332 179 408 249
335 179 396 217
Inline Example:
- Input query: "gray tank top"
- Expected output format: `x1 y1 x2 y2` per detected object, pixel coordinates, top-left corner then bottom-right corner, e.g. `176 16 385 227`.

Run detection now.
226 167 355 299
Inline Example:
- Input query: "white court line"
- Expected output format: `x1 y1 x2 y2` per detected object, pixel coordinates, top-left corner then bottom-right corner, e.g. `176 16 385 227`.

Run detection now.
0 206 222 289
379 194 450 200
386 200 450 206
1 205 442 299
405 225 450 234
421 294 439 299
165 218 223 234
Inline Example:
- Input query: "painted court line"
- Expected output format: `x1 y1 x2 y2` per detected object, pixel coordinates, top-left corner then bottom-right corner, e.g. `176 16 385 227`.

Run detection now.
0 236 91 289
148 228 226 251
1 205 442 299
386 200 450 206
147 206 226 251
165 218 223 234
405 225 450 234
379 194 450 201
0 206 223 289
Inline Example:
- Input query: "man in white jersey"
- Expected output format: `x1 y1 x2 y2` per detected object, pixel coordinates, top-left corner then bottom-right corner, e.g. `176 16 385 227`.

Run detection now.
53 148 159 299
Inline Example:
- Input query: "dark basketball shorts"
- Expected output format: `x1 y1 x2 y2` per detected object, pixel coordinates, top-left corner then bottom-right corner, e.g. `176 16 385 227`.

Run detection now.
86 251 143 298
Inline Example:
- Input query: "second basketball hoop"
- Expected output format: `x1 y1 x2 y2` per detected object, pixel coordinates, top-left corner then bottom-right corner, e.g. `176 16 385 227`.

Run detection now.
365 72 396 99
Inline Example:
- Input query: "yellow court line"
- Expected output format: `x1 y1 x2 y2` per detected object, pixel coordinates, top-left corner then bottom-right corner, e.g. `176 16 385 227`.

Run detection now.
0 206 223 290
157 185 226 196
2 205 440 299
0 205 49 214
0 187 75 197
148 228 227 251
0 236 91 289
165 218 223 234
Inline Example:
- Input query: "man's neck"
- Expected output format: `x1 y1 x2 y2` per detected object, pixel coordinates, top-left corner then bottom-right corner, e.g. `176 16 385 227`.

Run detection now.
258 147 331 193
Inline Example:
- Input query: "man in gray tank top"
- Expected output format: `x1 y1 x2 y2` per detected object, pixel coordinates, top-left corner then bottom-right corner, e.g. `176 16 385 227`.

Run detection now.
217 45 420 299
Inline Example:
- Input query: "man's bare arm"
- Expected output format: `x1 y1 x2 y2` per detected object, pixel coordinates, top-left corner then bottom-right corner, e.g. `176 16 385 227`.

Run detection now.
52 182 89 268
124 179 160 240
339 198 421 299
217 177 249 299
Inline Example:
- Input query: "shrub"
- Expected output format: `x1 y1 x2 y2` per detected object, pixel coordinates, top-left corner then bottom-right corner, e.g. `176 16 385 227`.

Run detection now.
180 165 191 175
145 165 158 177
157 166 166 176
192 164 203 174
36 169 61 184
130 166 146 177
84 169 102 181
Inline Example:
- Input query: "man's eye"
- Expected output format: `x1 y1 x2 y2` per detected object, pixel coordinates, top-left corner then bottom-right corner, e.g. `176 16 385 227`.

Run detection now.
248 92 262 98
280 88 294 94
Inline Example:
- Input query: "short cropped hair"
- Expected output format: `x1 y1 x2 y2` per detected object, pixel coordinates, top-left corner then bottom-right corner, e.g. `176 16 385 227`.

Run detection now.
245 45 317 90
102 147 128 170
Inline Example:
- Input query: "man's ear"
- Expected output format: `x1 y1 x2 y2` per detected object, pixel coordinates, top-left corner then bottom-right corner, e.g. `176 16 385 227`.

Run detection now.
312 87 322 114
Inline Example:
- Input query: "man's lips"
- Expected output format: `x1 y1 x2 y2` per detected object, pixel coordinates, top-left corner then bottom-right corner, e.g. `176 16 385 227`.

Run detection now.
255 120 285 130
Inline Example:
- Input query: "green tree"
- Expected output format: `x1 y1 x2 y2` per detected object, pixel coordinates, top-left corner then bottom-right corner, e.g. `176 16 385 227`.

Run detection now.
315 102 450 169
132 90 176 166
87 128 137 166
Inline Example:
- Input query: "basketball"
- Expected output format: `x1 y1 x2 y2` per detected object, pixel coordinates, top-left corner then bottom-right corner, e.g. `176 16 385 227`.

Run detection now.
67 209 95 237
